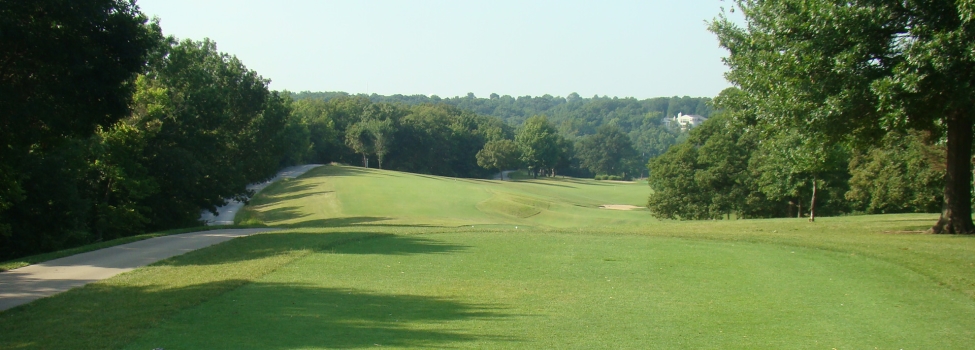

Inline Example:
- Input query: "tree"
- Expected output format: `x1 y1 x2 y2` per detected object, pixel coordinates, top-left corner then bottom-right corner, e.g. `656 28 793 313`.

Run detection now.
0 0 159 258
576 125 637 177
516 116 561 178
476 140 521 180
749 131 850 221
345 122 373 167
365 118 395 169
647 105 781 220
132 38 291 227
711 0 975 232
846 130 944 214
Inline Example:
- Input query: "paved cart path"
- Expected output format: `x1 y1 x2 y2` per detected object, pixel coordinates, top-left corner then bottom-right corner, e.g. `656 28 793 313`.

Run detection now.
201 164 323 225
0 227 280 311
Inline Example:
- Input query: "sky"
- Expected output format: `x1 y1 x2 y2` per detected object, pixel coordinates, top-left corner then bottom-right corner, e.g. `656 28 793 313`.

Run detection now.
136 0 739 99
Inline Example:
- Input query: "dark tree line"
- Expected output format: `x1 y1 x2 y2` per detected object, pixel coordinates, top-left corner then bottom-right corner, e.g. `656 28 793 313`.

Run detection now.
0 2 302 260
285 97 512 179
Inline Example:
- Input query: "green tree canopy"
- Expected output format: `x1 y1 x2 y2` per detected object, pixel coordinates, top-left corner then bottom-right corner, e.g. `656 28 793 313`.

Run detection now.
710 0 975 232
576 125 637 177
0 0 159 257
476 140 521 180
516 116 563 178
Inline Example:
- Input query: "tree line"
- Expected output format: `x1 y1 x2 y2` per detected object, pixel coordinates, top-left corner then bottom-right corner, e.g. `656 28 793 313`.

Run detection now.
647 88 945 220
291 91 712 165
0 0 311 260
646 0 973 234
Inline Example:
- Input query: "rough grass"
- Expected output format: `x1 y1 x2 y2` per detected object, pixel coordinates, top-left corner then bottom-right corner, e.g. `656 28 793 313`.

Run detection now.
3 165 975 349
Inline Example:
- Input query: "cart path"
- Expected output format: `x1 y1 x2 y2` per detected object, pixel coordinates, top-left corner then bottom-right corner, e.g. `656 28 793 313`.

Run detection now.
201 164 323 225
0 227 279 311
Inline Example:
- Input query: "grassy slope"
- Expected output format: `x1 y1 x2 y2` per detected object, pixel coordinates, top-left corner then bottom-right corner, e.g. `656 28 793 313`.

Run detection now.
3 164 975 349
235 165 651 228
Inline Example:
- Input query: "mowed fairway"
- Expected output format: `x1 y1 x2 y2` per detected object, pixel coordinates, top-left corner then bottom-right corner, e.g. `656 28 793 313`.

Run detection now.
233 165 652 228
3 165 975 349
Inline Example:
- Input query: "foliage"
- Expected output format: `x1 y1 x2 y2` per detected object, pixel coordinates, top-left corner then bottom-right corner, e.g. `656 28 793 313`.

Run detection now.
0 0 159 259
476 140 522 179
293 92 706 165
133 38 291 228
515 116 569 177
846 131 944 214
648 90 783 220
710 0 975 232
576 125 638 177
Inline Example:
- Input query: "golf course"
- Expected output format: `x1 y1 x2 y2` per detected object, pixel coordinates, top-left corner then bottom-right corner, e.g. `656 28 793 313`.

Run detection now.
1 164 973 349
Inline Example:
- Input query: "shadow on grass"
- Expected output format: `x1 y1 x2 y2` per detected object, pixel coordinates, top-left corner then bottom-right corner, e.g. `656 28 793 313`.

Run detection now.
138 283 518 349
156 230 471 267
248 180 327 205
0 279 517 349
511 180 576 189
315 166 401 178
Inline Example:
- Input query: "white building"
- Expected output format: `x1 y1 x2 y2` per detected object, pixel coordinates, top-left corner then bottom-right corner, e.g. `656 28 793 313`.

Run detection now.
674 112 707 130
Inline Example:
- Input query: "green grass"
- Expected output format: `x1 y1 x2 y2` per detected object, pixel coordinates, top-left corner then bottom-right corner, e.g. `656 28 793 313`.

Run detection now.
3 164 975 349
235 165 651 228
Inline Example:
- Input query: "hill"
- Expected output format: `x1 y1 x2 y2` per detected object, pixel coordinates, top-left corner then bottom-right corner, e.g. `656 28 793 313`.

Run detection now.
236 165 651 228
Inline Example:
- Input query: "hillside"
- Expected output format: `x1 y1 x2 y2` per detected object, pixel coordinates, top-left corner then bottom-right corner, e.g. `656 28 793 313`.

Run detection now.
236 165 652 228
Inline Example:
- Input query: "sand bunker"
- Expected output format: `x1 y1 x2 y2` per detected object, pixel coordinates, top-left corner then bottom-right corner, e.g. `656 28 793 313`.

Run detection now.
599 205 641 210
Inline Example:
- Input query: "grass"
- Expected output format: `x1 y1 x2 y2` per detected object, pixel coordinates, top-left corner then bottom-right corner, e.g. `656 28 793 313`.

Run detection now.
234 165 650 228
2 164 974 349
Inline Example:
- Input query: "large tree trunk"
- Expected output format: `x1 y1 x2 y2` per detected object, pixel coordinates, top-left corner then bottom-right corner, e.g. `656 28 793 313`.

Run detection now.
930 111 974 234
808 178 816 222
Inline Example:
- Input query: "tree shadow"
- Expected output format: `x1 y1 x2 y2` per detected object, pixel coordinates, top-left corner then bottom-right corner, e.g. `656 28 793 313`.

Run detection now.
249 178 333 204
0 279 519 349
247 205 304 223
156 230 471 267
512 180 575 189
141 283 519 349
318 166 400 178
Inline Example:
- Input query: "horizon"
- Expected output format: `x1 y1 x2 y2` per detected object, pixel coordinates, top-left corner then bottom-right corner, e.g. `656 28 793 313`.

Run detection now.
136 0 741 100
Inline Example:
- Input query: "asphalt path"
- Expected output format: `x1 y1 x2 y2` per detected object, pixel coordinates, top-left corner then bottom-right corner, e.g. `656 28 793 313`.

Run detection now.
0 227 279 311
0 165 324 311
200 164 322 225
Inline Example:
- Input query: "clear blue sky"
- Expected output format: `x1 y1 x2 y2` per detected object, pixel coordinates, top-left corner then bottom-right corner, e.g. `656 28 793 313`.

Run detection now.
136 0 738 99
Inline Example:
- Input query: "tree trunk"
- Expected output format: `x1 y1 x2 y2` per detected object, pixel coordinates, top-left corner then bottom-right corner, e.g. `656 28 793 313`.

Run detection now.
797 200 802 218
808 178 817 222
930 111 975 234
362 154 368 168
377 154 383 169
